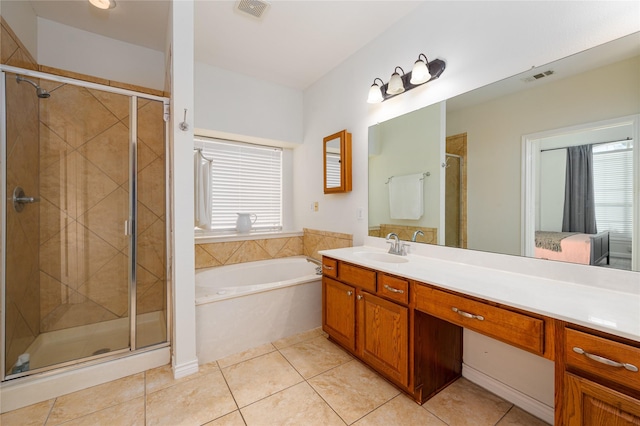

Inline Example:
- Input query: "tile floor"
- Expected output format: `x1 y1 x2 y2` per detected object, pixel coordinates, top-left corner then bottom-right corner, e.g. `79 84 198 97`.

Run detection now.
1 328 550 426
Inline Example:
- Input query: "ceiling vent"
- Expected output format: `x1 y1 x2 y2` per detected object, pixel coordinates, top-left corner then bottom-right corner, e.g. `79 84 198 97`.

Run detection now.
522 70 555 83
236 0 270 19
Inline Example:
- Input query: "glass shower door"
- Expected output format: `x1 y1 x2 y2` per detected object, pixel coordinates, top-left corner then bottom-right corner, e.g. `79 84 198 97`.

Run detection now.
3 73 133 375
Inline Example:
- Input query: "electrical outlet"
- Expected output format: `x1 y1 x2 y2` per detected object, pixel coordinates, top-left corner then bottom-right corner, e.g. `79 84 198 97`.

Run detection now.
313 201 319 212
357 207 364 220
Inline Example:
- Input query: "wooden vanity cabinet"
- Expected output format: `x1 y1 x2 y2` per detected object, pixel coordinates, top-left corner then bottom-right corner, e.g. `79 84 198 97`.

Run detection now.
561 326 640 425
322 258 410 389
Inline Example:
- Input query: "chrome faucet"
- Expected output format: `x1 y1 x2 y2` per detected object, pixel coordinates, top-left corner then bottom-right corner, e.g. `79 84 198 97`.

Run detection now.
412 230 425 242
386 233 408 255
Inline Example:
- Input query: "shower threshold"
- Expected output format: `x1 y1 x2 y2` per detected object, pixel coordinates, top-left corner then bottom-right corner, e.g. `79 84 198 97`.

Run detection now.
11 312 166 376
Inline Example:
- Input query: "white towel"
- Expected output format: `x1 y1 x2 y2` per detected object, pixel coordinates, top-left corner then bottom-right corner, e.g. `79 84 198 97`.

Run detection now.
389 173 424 220
194 151 212 229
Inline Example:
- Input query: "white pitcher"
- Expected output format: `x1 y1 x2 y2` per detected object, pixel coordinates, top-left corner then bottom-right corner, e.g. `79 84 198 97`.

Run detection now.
236 213 257 233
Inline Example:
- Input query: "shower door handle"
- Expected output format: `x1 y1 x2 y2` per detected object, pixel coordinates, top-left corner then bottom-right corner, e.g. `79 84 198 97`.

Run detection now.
12 186 39 212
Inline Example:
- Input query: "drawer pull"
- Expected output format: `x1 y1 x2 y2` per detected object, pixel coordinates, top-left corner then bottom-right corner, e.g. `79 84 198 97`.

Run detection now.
322 265 334 270
452 307 484 321
384 284 405 294
573 347 639 372
346 290 353 296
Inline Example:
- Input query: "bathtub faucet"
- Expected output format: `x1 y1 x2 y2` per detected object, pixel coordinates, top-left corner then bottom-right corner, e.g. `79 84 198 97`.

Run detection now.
306 257 323 275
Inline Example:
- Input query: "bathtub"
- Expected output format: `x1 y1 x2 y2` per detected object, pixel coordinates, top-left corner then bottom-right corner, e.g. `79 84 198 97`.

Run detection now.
195 256 322 363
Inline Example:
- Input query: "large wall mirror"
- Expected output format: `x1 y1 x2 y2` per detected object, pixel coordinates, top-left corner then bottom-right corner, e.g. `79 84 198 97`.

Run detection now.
368 32 640 272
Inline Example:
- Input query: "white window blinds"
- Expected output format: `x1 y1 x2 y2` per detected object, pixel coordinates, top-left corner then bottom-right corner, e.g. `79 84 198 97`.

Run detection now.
326 153 341 188
196 138 282 231
593 141 633 239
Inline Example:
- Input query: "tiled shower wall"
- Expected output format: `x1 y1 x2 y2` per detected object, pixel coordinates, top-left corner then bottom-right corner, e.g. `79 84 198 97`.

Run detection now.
195 228 353 269
1 17 41 369
38 87 167 333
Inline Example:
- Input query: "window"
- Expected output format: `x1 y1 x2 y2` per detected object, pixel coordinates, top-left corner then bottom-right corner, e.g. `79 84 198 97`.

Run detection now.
195 137 283 232
593 140 633 239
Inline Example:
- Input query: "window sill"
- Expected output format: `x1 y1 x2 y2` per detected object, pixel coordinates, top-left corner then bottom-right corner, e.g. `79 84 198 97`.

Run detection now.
195 230 303 244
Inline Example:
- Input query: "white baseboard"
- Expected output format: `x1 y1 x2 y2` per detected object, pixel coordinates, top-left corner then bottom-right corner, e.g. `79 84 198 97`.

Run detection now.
172 358 199 379
462 363 554 425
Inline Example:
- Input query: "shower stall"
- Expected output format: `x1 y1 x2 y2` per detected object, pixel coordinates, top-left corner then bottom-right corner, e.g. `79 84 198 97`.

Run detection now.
1 66 169 380
445 153 464 248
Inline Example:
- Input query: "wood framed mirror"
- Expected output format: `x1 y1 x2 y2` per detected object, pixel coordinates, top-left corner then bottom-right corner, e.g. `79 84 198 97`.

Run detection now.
324 129 352 193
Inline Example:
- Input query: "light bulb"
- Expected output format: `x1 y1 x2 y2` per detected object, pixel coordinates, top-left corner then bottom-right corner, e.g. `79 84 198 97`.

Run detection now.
367 82 383 104
410 58 431 85
387 71 405 95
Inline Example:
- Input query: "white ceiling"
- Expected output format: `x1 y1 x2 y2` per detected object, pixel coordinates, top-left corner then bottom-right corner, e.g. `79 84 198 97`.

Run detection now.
27 0 425 89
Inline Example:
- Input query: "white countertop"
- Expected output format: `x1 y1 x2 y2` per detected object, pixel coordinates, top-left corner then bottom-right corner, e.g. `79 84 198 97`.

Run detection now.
319 244 640 343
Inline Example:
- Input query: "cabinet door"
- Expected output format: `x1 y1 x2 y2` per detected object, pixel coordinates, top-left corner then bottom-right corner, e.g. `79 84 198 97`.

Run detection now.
565 373 640 425
359 291 409 386
323 277 356 352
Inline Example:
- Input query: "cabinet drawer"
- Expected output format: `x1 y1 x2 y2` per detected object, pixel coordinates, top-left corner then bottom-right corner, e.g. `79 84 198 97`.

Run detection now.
377 274 409 304
322 257 338 278
566 328 640 392
339 262 376 292
414 285 544 355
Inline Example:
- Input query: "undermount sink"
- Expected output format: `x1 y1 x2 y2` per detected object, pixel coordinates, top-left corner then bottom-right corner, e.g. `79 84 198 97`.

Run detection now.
354 251 409 264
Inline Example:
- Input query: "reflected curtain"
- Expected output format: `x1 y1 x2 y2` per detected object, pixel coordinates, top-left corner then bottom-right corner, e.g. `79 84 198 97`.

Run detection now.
194 150 212 229
562 144 597 234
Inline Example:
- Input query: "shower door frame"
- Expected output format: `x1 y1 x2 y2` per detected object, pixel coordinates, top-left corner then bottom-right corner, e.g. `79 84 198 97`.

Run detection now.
0 65 171 381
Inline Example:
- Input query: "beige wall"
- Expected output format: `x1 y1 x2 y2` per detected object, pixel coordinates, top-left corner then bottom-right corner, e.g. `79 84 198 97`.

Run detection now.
446 55 640 255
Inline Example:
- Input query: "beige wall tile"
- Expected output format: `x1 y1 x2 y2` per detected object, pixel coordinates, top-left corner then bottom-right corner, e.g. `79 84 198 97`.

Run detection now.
225 241 271 265
78 122 130 185
77 253 129 317
39 84 119 148
195 244 221 269
137 157 165 217
77 187 129 251
0 23 19 63
303 228 353 260
88 88 130 120
137 100 165 157
137 218 166 279
39 122 70 171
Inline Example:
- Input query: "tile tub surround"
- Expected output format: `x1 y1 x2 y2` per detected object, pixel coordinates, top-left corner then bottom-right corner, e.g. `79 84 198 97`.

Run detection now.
194 228 353 269
0 329 549 426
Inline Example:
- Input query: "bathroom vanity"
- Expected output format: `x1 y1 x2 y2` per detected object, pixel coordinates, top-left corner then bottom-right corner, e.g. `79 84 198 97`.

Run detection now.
320 246 640 425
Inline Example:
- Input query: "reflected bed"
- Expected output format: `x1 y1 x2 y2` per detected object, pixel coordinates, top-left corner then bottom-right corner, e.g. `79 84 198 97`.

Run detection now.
535 231 610 265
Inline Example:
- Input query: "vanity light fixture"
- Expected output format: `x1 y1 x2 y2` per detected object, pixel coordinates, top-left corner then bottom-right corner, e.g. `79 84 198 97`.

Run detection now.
89 0 116 10
367 53 446 104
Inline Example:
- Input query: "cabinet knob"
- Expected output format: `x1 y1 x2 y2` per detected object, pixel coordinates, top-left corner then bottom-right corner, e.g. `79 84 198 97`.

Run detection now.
346 290 353 296
573 347 638 372
357 294 363 300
